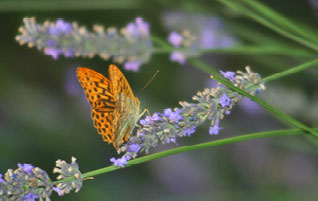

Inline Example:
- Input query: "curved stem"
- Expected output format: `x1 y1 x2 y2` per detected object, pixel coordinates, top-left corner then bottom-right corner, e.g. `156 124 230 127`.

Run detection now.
53 128 305 185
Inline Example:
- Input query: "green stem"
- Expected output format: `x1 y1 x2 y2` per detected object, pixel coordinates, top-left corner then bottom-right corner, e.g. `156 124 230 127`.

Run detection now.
264 59 318 82
189 59 318 137
152 45 315 57
53 128 304 185
151 35 171 48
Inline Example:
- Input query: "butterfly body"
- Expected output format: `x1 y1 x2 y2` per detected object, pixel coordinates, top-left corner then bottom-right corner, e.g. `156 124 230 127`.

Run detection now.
77 64 140 150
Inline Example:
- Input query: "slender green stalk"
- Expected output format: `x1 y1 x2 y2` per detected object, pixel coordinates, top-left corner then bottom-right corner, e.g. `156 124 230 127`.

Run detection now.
264 59 318 82
152 45 315 57
189 59 318 137
217 0 317 51
151 35 171 48
53 128 304 185
241 0 317 44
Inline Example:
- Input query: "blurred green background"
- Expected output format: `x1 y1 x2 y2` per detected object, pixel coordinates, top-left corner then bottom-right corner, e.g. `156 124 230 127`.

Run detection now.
0 0 317 200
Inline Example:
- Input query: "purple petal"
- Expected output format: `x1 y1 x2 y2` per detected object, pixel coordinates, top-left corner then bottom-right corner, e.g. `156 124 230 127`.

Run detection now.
110 157 128 167
44 47 62 59
209 121 223 135
127 143 141 153
170 51 186 64
124 61 141 72
135 17 149 35
18 163 34 174
219 94 231 107
22 193 39 201
0 173 5 183
168 32 183 47
220 70 236 82
53 187 64 196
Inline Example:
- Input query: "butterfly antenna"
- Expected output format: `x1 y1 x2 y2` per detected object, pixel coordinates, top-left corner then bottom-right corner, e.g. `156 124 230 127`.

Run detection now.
139 70 159 93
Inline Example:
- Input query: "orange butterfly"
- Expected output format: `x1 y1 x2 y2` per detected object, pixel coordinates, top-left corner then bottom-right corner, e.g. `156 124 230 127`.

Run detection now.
76 64 140 150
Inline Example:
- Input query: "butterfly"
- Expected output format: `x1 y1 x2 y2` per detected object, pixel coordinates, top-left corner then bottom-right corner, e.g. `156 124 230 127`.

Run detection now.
76 64 140 150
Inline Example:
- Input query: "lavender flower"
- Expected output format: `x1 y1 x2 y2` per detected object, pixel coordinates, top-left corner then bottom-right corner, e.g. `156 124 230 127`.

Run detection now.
17 163 34 174
0 163 53 200
220 70 236 82
209 121 222 135
124 61 142 72
163 11 236 64
219 94 231 107
163 108 183 123
170 51 186 64
183 126 196 137
53 187 64 196
168 32 184 47
53 157 82 195
0 157 82 200
22 193 39 201
111 67 265 167
16 17 152 71
110 157 128 167
0 174 5 183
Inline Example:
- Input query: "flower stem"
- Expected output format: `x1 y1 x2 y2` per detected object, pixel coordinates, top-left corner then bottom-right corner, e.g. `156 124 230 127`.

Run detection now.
263 59 318 83
53 128 306 185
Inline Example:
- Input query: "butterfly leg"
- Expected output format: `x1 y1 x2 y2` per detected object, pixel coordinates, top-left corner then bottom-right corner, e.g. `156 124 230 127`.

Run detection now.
137 109 158 126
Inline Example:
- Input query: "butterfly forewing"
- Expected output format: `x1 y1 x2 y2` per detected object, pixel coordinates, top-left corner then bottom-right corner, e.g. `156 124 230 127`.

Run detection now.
109 64 136 101
77 67 116 143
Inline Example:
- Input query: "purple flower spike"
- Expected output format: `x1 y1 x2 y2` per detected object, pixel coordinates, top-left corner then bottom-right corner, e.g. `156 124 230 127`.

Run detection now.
64 49 75 57
163 108 183 123
135 17 149 35
127 143 141 153
209 121 223 135
170 51 186 64
18 163 34 174
110 157 128 167
22 193 39 201
0 173 5 183
46 39 56 46
55 19 73 33
183 126 196 137
220 70 236 82
168 32 183 47
219 94 231 107
44 47 62 59
53 187 65 196
124 61 141 72
48 19 72 36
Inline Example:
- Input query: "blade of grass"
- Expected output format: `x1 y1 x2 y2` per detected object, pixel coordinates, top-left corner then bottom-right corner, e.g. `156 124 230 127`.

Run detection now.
264 59 318 82
241 0 317 44
53 128 305 184
189 59 318 137
217 0 317 51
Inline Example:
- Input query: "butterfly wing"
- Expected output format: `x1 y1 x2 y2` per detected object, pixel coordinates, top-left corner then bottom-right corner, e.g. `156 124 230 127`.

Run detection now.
108 64 136 100
77 67 116 143
108 64 140 149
